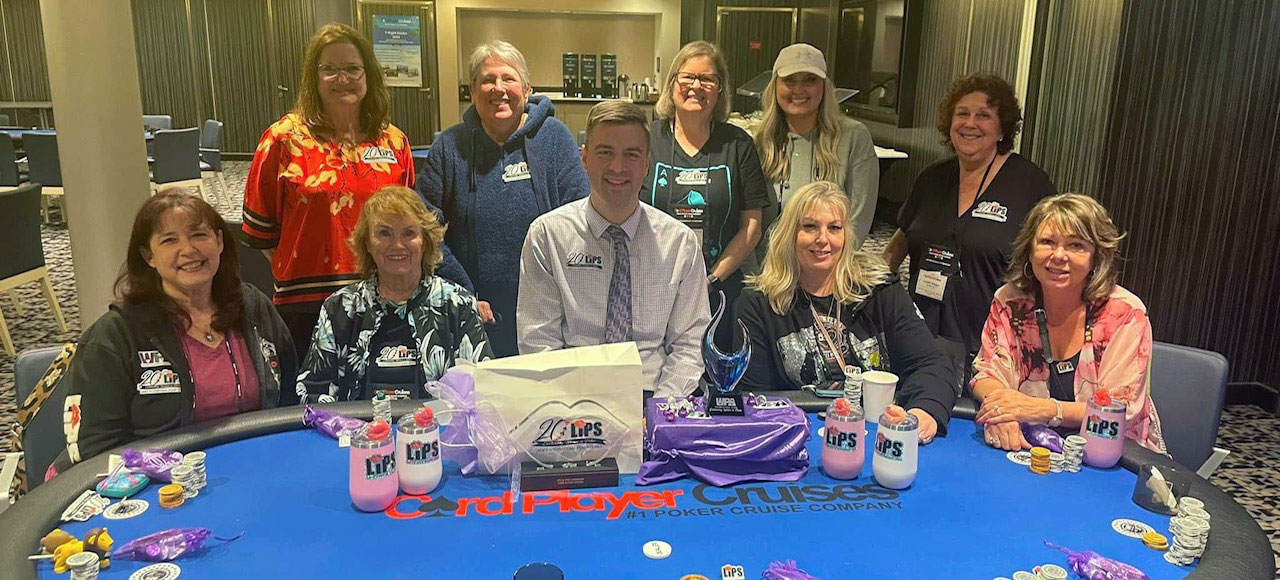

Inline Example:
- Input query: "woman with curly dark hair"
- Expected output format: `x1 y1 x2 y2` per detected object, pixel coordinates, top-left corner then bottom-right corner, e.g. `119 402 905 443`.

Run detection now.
882 73 1055 396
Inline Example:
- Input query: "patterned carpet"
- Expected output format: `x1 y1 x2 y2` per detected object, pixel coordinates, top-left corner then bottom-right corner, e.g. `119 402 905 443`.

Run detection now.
1 161 1276 573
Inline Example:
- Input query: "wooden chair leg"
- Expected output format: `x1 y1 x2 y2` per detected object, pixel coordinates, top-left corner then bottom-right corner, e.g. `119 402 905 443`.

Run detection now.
7 290 22 316
0 308 14 357
39 273 68 334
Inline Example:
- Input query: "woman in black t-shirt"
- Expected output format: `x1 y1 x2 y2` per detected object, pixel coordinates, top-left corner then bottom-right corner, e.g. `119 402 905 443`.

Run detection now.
640 41 770 348
737 181 954 443
882 74 1055 395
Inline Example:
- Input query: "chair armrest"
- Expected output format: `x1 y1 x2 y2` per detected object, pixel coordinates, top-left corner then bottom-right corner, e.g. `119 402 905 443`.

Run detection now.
198 148 219 153
0 452 21 515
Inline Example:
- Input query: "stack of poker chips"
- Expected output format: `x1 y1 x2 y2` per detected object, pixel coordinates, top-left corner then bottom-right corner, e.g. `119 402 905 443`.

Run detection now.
170 465 199 499
159 484 185 509
1142 531 1169 551
65 551 100 580
1062 435 1086 472
1177 496 1205 515
1166 514 1210 565
1029 447 1051 475
182 451 208 490
1048 452 1065 473
372 393 393 423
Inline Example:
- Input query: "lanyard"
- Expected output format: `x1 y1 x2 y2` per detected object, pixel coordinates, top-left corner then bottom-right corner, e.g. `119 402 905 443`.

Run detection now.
809 298 848 376
1033 289 1095 404
949 153 999 252
222 334 245 413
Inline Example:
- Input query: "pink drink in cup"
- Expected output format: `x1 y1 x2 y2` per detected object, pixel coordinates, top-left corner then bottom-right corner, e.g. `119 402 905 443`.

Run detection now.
349 419 398 512
822 398 866 480
1080 390 1127 468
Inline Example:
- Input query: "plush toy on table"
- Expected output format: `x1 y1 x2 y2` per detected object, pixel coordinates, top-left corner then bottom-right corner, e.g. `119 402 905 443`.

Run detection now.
42 527 113 573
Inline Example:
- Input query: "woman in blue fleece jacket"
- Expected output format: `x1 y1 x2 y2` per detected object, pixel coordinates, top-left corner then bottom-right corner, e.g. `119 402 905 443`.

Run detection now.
416 40 590 357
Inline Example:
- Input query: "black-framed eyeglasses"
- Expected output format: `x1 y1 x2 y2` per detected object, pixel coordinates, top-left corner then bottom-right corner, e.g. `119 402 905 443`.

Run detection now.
318 64 366 81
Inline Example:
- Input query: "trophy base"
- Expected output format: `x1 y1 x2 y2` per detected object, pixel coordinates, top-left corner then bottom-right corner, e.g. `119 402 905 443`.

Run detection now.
707 394 746 416
520 458 620 491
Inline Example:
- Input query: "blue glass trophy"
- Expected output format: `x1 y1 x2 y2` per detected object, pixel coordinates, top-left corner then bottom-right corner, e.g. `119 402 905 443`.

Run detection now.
701 290 750 416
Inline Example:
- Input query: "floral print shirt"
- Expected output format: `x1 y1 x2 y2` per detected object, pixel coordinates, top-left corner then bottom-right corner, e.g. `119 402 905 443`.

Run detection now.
296 274 492 402
241 113 414 305
972 283 1166 453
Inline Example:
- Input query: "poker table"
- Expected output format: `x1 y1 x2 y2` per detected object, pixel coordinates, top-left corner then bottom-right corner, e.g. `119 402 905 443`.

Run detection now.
2 395 1273 580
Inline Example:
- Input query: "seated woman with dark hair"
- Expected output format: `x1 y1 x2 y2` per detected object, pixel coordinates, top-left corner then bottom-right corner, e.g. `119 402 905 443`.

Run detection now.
296 186 492 403
972 193 1166 453
735 181 955 443
52 191 296 473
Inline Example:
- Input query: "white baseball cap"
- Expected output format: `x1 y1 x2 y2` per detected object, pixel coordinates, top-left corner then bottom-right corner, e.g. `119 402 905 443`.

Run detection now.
773 43 828 79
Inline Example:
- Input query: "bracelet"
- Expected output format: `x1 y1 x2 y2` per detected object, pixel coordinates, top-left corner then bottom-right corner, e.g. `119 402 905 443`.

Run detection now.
1047 398 1064 427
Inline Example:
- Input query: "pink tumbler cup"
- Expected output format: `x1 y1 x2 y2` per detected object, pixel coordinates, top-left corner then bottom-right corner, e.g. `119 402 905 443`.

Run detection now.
349 422 398 512
1080 393 1127 469
822 398 866 480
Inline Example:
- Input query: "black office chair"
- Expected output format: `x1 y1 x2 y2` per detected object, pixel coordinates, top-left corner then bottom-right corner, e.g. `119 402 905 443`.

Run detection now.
12 346 69 492
150 127 210 203
142 114 172 131
229 220 276 300
199 119 230 207
20 131 64 224
1148 341 1230 476
0 134 26 187
0 183 69 356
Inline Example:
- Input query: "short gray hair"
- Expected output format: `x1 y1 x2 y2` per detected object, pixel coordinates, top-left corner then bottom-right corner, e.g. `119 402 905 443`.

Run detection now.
467 40 531 91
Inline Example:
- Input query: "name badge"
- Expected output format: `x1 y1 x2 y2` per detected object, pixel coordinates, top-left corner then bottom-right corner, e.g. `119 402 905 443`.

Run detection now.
360 146 398 164
502 161 532 182
971 200 1009 222
1055 360 1076 374
136 369 182 395
376 345 418 368
915 269 948 301
675 168 709 186
138 350 169 368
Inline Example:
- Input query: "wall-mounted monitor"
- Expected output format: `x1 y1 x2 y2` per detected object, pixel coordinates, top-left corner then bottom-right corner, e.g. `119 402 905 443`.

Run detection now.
835 0 923 128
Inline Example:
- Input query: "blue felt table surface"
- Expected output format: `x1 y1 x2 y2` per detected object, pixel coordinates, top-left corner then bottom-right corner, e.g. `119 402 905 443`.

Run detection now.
40 417 1192 580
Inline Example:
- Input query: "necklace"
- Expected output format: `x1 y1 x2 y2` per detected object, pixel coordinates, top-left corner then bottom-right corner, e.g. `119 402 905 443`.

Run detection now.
203 330 215 343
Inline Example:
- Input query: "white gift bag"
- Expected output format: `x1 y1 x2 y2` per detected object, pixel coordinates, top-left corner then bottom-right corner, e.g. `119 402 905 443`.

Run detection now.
471 343 644 474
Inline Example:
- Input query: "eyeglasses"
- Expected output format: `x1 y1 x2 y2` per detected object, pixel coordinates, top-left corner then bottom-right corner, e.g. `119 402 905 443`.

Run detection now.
318 64 366 81
676 73 720 89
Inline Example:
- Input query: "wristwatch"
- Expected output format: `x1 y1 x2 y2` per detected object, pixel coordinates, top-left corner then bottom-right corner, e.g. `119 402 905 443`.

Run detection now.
1048 398 1064 427
706 274 721 285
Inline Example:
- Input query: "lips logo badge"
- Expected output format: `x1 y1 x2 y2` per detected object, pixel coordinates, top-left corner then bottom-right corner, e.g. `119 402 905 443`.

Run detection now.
509 400 631 467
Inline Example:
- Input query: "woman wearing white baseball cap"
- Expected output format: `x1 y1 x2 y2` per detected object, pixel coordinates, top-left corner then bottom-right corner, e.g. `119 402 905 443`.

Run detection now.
755 43 878 249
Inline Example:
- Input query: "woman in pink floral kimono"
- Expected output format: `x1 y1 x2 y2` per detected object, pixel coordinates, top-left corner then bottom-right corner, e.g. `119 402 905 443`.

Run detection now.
969 193 1165 453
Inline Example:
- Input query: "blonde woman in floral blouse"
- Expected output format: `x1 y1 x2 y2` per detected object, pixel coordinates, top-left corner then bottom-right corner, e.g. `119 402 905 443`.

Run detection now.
297 187 492 403
242 24 415 369
971 193 1165 453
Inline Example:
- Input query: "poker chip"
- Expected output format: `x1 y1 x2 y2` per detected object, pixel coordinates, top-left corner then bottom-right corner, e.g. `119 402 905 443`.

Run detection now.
1038 564 1068 580
680 576 710 580
372 394 393 423
66 551 100 580
1006 451 1032 466
1062 435 1086 472
1142 531 1169 551
103 499 150 520
1176 496 1204 514
130 562 181 580
513 562 564 580
181 452 208 491
1011 571 1036 580
1166 513 1211 566
1111 518 1155 538
170 465 199 499
642 540 672 559
1029 447 1051 475
158 484 185 509
1048 452 1065 473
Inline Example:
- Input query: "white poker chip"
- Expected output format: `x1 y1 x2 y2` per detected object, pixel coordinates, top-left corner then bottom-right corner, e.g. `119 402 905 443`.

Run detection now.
1006 451 1032 466
104 499 150 520
130 562 181 580
643 540 672 560
1111 518 1155 538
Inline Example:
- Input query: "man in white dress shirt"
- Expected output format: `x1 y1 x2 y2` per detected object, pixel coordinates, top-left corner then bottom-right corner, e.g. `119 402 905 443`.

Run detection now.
517 100 711 397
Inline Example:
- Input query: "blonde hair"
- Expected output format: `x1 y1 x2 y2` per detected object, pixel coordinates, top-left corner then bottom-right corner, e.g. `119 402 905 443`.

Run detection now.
349 186 447 279
654 41 732 123
756 74 843 184
1006 193 1125 303
747 181 890 315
